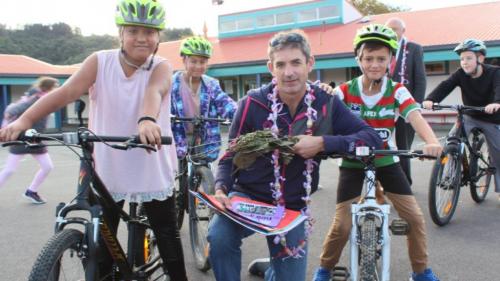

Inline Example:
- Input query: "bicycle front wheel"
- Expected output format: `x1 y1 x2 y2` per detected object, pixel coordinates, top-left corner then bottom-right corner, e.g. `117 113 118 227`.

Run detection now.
188 166 214 271
359 216 378 281
28 229 86 281
469 129 492 203
428 150 462 226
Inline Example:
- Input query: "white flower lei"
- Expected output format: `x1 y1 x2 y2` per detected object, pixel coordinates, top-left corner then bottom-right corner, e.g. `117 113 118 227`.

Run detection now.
267 79 317 259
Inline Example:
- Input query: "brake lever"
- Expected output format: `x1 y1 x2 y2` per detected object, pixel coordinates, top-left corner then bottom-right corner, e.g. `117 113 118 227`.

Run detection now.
1 141 27 147
134 143 157 152
110 142 157 152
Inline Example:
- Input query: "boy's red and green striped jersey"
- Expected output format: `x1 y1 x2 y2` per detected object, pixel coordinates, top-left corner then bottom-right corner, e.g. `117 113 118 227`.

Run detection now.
334 76 420 168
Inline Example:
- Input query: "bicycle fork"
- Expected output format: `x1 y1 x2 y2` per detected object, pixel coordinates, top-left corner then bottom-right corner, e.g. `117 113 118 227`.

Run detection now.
350 170 391 281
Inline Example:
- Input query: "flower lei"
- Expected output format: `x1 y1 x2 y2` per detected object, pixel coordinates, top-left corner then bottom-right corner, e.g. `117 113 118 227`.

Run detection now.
397 38 408 84
266 79 317 259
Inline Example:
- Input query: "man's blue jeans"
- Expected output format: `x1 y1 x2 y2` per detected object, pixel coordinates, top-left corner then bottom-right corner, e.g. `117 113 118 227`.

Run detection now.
207 196 308 281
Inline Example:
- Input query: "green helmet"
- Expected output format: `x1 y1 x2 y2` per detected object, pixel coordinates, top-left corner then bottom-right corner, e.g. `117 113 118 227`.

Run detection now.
454 39 487 56
353 24 398 55
180 36 213 58
115 0 166 30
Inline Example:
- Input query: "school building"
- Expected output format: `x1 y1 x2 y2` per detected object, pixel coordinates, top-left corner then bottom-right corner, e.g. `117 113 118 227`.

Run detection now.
1 0 500 128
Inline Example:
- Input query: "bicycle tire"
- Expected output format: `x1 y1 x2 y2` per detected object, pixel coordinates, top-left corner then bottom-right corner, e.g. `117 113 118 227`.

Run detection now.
188 165 214 271
428 149 461 226
28 229 87 281
469 130 492 203
133 205 169 281
359 216 378 281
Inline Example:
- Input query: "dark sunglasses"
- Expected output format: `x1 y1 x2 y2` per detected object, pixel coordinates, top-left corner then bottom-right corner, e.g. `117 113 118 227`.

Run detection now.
269 33 306 47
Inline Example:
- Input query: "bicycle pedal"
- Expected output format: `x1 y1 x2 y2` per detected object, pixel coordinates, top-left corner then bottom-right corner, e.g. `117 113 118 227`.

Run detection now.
390 218 409 235
332 266 350 280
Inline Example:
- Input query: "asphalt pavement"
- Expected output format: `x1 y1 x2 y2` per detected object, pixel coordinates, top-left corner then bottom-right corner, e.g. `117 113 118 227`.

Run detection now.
0 130 499 281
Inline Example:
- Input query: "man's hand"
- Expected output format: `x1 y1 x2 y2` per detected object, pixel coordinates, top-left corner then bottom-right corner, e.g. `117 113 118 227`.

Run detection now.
485 103 500 114
214 189 231 210
318 83 334 95
138 120 162 150
423 142 442 158
293 135 324 159
422 100 434 110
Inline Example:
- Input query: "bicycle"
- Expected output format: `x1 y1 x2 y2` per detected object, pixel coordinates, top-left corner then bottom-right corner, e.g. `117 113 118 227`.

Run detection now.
329 148 434 281
171 116 230 271
428 104 495 226
2 128 172 281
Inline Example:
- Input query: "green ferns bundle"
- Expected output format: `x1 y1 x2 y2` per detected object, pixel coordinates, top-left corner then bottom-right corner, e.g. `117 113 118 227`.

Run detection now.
230 130 299 170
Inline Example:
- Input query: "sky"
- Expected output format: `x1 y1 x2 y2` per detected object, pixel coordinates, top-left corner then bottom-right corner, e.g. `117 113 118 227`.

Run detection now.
0 0 497 37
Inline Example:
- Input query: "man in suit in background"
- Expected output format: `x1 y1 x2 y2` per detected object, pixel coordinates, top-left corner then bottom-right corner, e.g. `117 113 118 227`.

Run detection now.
386 17 427 185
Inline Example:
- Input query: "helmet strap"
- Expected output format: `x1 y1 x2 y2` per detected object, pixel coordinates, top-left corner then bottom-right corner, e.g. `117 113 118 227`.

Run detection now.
119 48 155 71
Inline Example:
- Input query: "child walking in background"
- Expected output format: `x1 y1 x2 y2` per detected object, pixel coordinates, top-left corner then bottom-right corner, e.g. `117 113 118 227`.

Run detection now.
0 76 58 204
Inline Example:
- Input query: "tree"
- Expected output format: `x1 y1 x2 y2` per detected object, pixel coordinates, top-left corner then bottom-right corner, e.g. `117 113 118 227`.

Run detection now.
0 23 119 65
349 0 408 15
160 27 193 42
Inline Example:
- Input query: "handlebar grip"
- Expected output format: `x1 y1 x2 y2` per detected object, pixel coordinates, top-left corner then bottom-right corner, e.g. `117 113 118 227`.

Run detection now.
131 135 172 145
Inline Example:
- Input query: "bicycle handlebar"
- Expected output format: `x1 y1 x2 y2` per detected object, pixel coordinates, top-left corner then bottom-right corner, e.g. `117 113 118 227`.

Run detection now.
432 103 485 113
171 116 231 125
327 148 436 160
1 129 172 147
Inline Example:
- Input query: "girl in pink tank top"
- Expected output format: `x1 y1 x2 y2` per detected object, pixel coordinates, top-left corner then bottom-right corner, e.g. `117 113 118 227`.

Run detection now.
0 1 188 280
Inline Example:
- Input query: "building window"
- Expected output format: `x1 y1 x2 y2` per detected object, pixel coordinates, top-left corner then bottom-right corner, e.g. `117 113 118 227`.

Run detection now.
425 61 448 75
237 18 253 30
298 9 317 22
276 12 294 25
220 21 236 33
319 5 338 18
256 15 274 27
220 77 238 99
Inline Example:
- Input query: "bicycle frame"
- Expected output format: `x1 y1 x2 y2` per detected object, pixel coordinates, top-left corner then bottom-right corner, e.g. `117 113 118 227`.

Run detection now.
40 131 165 280
439 104 486 185
174 116 226 214
349 157 391 281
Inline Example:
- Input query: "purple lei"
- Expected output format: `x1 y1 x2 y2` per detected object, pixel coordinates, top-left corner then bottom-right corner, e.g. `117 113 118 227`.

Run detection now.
267 79 317 259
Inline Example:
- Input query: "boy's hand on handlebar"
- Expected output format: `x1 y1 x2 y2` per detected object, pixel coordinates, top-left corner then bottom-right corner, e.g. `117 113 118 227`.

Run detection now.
422 101 434 110
423 143 442 158
484 103 500 114
214 189 231 210
138 120 162 150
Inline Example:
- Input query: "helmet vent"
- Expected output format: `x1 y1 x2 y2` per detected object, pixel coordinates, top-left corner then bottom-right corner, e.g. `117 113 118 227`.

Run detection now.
128 3 135 14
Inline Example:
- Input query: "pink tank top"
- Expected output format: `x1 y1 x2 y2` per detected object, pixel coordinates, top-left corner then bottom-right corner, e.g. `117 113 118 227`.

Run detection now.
89 49 177 202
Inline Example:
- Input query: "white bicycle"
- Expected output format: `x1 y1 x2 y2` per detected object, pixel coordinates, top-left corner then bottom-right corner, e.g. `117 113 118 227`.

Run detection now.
331 147 434 281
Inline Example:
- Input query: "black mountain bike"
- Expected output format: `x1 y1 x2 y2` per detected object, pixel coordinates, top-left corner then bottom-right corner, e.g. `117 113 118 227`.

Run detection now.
428 104 495 226
172 116 230 272
2 128 172 281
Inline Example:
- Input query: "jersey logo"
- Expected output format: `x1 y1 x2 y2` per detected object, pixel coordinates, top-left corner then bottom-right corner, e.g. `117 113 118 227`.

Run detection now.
350 103 361 112
363 111 377 118
375 128 392 141
379 107 395 118
349 103 362 116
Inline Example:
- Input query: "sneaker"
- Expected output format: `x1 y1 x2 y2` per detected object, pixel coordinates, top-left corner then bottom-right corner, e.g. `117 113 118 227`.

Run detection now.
248 258 270 278
410 268 440 281
312 267 332 281
23 190 46 204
